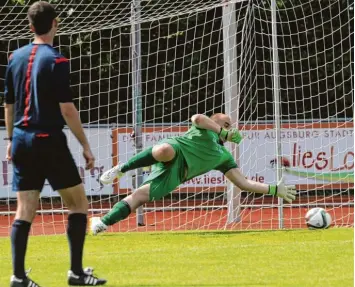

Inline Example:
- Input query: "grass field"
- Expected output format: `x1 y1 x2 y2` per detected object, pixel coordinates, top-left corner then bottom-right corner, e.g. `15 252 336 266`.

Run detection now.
0 229 353 287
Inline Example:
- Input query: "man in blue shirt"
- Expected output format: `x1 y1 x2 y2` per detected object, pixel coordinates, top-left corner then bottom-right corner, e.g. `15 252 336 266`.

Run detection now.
4 2 106 286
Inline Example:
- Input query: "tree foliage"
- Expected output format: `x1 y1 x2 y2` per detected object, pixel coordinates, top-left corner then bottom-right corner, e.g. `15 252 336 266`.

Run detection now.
0 0 353 125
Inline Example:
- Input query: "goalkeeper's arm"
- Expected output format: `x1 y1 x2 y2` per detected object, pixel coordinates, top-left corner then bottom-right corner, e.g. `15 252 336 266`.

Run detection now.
191 114 221 133
225 168 297 203
191 114 242 144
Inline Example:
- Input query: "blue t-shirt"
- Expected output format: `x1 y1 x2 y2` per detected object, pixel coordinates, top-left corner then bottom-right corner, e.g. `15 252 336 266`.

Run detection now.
4 43 73 131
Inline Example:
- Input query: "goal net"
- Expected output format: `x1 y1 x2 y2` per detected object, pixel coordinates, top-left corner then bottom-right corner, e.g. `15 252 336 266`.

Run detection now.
0 0 353 235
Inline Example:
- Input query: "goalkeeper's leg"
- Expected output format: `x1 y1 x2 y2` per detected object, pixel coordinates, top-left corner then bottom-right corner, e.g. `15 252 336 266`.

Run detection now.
100 143 175 184
89 184 150 235
93 140 184 234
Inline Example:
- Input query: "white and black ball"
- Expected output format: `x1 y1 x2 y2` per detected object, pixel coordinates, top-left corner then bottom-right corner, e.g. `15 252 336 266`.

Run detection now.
305 208 332 229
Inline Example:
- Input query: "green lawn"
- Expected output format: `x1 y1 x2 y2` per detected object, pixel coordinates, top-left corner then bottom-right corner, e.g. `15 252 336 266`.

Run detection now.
0 229 353 287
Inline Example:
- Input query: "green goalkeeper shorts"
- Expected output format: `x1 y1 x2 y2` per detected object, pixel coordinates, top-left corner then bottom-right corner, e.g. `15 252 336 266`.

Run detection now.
142 138 186 201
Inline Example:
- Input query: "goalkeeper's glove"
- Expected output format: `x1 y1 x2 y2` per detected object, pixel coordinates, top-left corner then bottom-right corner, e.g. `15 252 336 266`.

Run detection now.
268 176 297 203
219 128 243 144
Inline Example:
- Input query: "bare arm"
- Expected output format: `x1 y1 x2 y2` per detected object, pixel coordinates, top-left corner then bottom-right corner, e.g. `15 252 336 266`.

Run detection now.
4 61 14 140
225 168 269 194
60 103 95 170
191 114 242 144
54 60 95 169
225 168 297 203
54 61 90 148
4 104 14 139
191 114 221 134
60 103 90 149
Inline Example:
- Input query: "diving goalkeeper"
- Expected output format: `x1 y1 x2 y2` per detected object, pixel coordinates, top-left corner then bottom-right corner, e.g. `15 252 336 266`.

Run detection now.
89 113 296 234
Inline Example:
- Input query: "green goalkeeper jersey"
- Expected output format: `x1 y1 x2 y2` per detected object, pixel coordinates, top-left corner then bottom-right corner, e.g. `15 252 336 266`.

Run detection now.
175 126 237 180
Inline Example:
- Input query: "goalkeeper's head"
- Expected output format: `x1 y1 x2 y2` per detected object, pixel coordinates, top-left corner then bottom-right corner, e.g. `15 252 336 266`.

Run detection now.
28 1 59 38
210 113 232 130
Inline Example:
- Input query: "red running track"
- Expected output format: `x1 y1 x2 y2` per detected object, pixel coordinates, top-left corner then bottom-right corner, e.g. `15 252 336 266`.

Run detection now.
0 206 353 237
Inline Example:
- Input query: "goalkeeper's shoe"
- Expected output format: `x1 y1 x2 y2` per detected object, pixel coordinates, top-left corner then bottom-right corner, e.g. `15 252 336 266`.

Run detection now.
89 217 107 235
100 163 124 185
68 267 107 286
10 275 41 287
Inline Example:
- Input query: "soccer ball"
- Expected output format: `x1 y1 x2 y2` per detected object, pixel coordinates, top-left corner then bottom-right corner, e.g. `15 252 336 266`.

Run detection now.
305 208 332 229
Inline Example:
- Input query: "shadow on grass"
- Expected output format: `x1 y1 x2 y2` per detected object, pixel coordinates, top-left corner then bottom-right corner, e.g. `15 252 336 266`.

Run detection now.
169 229 299 236
101 229 302 238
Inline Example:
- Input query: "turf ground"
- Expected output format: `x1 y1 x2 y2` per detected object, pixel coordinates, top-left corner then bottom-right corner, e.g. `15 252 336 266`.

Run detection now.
0 228 353 287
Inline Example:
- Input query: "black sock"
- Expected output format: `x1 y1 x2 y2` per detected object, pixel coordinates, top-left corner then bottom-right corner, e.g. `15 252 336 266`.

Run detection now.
67 213 87 275
11 219 31 279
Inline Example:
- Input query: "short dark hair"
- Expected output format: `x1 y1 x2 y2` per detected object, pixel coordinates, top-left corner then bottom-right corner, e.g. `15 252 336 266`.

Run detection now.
27 1 57 35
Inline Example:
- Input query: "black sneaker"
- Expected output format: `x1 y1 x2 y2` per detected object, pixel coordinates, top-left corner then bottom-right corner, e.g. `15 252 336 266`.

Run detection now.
10 275 41 287
68 267 107 286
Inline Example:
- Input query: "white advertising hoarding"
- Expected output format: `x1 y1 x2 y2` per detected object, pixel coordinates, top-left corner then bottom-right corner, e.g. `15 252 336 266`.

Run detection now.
114 125 354 192
0 124 352 197
0 128 113 198
239 127 354 187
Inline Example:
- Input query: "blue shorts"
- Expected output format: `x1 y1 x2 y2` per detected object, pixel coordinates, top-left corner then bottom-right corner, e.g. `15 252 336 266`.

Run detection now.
11 127 82 192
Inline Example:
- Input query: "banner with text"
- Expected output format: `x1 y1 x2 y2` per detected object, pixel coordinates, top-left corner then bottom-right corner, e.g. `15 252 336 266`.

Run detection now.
0 128 113 198
115 125 354 191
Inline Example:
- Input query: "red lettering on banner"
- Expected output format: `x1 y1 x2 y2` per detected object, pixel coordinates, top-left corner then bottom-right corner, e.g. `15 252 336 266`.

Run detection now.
315 152 328 170
290 144 353 171
292 144 303 167
78 166 85 184
344 152 354 170
2 161 10 186
302 152 314 168
250 173 265 183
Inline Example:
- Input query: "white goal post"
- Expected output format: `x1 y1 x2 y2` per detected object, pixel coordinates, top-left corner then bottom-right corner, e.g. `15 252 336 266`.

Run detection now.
0 0 353 235
222 0 243 224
